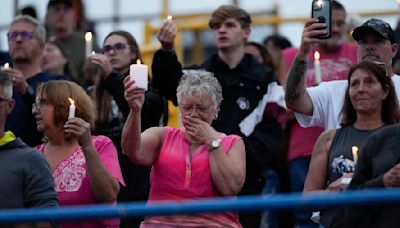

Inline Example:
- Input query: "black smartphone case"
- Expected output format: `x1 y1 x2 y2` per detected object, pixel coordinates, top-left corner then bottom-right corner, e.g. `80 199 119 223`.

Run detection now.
311 0 332 39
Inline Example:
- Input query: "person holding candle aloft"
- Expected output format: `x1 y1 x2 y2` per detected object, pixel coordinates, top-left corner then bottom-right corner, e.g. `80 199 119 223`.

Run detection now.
152 6 286 227
88 30 165 228
122 70 245 228
32 80 125 228
304 61 400 228
276 2 359 227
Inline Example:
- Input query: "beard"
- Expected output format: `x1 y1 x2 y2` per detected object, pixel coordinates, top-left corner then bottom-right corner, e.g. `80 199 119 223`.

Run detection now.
321 34 346 52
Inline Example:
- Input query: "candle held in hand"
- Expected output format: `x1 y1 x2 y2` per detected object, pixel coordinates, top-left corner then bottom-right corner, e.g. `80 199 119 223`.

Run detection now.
130 60 148 91
314 51 322 85
167 15 173 20
352 146 358 165
85 32 93 58
68 97 76 119
3 62 9 69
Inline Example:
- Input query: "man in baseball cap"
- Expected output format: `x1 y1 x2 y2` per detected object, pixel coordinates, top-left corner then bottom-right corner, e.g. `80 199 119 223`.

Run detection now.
351 18 398 71
352 18 396 44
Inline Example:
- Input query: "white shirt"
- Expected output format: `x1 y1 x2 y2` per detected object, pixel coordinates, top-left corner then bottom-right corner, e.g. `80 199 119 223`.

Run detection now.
295 74 400 130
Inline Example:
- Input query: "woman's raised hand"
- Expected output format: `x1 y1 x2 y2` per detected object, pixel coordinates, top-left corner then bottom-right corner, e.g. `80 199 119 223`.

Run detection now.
123 76 145 112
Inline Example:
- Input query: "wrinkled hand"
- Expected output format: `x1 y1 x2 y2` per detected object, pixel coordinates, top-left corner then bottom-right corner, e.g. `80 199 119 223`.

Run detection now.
90 53 113 76
383 163 400 187
298 18 327 58
157 19 177 50
327 172 353 191
123 76 144 112
183 115 220 145
64 117 93 149
2 67 28 94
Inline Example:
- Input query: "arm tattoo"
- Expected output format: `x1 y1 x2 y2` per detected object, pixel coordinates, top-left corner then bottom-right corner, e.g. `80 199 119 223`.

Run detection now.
285 57 308 104
312 130 335 159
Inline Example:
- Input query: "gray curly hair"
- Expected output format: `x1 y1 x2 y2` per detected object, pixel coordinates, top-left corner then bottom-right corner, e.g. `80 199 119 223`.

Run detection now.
176 70 223 109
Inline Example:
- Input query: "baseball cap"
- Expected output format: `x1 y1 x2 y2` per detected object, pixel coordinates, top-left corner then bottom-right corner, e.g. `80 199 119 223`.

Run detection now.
352 18 396 43
47 0 73 9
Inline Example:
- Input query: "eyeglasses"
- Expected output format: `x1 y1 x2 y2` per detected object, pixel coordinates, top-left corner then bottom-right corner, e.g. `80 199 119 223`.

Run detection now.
179 104 213 113
7 31 34 41
32 99 47 110
102 43 128 54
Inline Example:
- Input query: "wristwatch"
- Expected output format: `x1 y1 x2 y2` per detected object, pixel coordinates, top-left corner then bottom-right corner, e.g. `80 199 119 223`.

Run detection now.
209 138 222 151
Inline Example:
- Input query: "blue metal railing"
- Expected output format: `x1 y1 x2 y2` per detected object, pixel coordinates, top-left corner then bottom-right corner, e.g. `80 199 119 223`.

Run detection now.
1 189 400 224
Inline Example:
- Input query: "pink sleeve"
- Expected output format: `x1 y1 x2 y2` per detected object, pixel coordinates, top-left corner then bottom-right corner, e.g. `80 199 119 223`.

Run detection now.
221 135 242 153
93 135 125 186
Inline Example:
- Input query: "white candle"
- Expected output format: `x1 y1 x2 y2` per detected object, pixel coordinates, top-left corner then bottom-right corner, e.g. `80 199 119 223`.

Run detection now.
130 59 148 91
167 15 173 20
3 62 9 69
314 51 322 85
68 97 76 119
91 51 96 55
85 32 93 58
352 146 358 165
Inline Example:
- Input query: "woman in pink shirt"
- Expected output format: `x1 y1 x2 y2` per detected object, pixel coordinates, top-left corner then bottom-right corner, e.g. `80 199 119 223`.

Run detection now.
32 80 125 228
122 70 246 227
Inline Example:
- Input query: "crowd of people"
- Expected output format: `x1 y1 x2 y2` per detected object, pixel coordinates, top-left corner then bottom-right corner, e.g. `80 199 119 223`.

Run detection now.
1 0 400 227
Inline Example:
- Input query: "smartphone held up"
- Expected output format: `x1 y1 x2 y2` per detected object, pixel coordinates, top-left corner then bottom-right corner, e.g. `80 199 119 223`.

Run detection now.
311 0 332 39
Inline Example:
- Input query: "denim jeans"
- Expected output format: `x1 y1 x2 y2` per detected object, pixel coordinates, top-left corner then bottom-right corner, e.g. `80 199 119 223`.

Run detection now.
289 157 320 228
259 169 280 228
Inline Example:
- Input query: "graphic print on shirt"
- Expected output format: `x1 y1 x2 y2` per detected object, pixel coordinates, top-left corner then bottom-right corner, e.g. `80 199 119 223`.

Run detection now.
330 155 355 177
307 57 353 86
53 150 86 192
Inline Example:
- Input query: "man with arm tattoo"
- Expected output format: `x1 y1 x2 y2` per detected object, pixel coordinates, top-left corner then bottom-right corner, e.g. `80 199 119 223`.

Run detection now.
282 2 358 227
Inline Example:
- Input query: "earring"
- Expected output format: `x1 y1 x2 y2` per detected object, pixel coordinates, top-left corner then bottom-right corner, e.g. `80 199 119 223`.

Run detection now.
214 113 218 120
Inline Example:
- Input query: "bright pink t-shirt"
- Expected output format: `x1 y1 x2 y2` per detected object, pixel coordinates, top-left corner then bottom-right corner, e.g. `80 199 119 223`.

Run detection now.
142 127 242 228
37 135 125 228
283 42 358 161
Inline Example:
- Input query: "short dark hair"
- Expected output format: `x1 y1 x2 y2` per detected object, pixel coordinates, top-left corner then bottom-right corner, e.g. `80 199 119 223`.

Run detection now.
341 61 400 126
263 34 292 50
209 5 252 29
47 0 73 9
246 41 274 70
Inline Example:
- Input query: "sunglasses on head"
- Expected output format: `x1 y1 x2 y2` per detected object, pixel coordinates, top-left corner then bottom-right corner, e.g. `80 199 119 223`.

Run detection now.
371 61 388 77
7 31 34 41
102 43 128 54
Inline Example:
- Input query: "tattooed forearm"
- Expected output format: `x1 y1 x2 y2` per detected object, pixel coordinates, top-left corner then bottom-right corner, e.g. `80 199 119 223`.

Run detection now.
285 57 308 105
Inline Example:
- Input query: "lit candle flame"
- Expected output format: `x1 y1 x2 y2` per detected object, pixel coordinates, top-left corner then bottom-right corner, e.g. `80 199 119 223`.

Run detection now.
91 51 95 55
136 59 141 65
68 97 75 106
67 97 76 119
85 32 92 42
314 51 320 60
3 62 9 69
167 15 172 20
352 146 358 164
